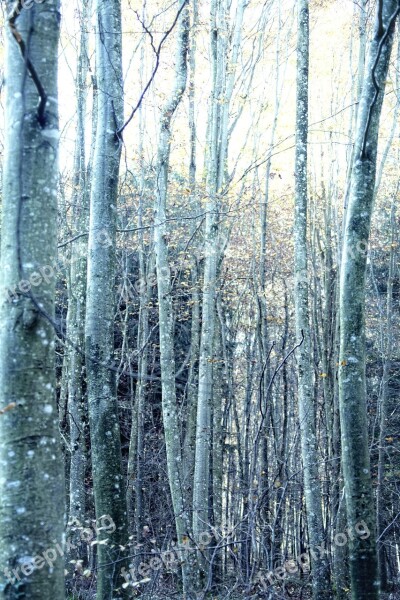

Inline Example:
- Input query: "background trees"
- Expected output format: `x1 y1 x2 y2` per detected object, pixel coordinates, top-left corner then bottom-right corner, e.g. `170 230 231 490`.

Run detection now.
1 0 400 598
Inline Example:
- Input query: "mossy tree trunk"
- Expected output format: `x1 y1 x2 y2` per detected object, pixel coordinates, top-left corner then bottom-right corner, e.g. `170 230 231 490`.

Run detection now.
339 1 398 598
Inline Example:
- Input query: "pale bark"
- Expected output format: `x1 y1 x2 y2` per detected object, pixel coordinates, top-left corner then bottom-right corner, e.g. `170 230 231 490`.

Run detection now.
152 4 194 594
67 0 91 540
126 28 148 542
193 0 248 568
192 0 226 577
183 260 201 505
293 1 331 598
183 0 200 502
0 1 64 598
84 0 129 596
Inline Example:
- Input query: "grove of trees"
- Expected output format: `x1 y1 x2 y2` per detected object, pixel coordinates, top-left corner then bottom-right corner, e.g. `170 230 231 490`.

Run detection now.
0 0 399 599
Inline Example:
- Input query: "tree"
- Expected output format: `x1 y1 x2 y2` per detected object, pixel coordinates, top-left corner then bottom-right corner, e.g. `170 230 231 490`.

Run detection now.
84 0 129 596
0 1 64 598
66 0 91 543
152 2 194 594
339 1 398 598
192 0 226 580
293 1 331 598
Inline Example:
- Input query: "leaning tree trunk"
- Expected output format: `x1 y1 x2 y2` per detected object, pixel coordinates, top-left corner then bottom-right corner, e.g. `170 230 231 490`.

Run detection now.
0 1 64 598
339 2 398 599
293 1 331 598
84 0 129 597
153 3 194 595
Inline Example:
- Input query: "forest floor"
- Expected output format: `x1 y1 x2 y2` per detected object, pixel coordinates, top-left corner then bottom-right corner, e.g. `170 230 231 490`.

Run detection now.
67 577 400 599
131 588 400 599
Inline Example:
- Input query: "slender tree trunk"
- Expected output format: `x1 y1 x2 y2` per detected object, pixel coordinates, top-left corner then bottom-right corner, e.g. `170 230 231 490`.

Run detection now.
0 1 64 598
182 0 200 509
152 4 194 595
192 0 225 581
339 2 398 598
377 203 396 591
84 0 129 596
293 1 331 598
183 260 200 505
67 0 91 544
258 9 283 561
126 29 149 541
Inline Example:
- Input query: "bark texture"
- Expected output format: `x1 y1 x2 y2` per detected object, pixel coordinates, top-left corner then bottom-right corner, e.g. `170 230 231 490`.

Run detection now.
152 4 194 594
293 1 331 598
0 1 64 598
67 0 91 540
84 0 129 596
339 2 398 598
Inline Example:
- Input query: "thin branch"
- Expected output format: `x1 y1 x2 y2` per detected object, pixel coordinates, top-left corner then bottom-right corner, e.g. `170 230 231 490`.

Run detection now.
117 0 188 137
8 0 48 126
360 4 400 158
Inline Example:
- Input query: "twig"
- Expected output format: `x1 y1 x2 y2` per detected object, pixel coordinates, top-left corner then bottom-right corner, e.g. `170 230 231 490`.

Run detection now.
117 0 188 137
0 402 17 416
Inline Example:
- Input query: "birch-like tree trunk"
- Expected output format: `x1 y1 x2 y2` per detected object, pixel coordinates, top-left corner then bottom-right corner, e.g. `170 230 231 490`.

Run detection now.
0 1 64 598
84 0 128 596
182 0 200 508
192 0 226 579
126 26 148 541
67 0 91 541
183 259 200 505
153 4 194 594
293 1 331 598
339 2 398 598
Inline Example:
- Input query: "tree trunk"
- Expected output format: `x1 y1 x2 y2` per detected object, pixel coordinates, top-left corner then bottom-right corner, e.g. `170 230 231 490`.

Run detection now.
84 0 129 596
293 1 331 598
192 0 226 582
377 202 396 591
339 2 398 598
67 0 91 545
0 1 64 598
152 4 194 595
